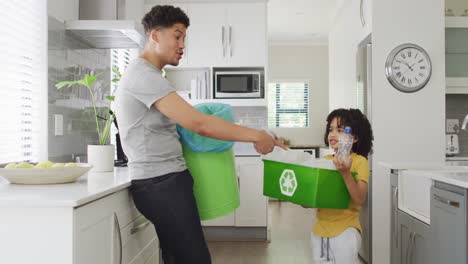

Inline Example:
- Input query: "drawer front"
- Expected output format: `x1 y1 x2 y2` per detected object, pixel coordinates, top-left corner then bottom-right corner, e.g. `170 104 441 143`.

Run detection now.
75 189 141 230
121 215 159 264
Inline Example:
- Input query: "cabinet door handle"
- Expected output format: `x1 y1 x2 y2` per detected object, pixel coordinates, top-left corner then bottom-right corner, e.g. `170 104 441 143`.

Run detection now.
360 0 366 26
433 194 460 208
229 26 232 58
221 26 225 58
114 213 123 264
130 220 151 235
393 187 398 248
405 231 413 264
408 231 416 264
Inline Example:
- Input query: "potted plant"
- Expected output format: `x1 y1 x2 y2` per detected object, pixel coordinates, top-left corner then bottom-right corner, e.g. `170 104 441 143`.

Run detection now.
55 67 121 172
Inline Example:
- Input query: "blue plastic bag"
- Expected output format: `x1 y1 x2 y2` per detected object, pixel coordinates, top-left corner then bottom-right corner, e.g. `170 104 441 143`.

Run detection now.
177 103 234 152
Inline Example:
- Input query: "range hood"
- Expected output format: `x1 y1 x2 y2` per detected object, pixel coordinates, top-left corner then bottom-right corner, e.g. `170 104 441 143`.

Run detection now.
65 20 144 49
65 0 145 49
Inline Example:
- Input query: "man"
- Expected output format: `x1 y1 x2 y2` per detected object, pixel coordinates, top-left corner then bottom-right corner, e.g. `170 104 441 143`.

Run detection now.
115 5 285 264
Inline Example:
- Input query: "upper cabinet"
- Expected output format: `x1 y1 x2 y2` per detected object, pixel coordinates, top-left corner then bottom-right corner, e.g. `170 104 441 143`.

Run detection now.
445 17 468 94
222 3 267 67
153 1 267 68
48 0 79 21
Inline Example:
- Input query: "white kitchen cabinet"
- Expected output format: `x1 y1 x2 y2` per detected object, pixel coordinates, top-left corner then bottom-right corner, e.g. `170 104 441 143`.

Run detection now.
147 1 267 67
0 168 160 264
445 18 468 94
222 3 266 67
235 156 267 226
48 0 79 21
396 210 431 264
178 2 266 67
202 156 267 227
0 188 159 264
185 3 227 67
74 189 159 264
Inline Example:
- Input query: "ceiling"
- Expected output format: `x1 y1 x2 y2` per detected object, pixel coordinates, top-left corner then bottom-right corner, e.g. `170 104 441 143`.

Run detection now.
267 0 338 45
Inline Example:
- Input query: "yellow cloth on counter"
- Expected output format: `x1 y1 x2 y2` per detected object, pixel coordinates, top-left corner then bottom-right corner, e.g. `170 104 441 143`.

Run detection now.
312 153 369 238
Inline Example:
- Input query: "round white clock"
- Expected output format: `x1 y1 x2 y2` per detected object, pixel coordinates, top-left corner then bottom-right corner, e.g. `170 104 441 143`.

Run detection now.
385 43 432 93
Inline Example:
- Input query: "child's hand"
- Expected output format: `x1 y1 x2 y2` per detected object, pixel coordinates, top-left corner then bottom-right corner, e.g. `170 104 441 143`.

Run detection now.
333 156 352 176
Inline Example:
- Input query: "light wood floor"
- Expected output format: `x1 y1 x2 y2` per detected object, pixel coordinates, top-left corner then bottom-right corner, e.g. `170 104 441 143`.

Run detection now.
208 201 366 264
207 201 315 264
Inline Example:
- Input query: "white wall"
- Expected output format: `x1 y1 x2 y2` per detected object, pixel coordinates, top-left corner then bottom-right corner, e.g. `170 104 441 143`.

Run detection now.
328 0 371 110
329 0 445 263
371 0 445 263
268 44 329 146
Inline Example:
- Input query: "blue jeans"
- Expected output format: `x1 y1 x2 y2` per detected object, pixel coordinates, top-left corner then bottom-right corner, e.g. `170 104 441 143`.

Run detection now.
130 170 211 264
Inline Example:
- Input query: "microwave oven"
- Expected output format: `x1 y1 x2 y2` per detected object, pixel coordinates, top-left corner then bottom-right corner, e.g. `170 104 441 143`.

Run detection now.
213 67 264 99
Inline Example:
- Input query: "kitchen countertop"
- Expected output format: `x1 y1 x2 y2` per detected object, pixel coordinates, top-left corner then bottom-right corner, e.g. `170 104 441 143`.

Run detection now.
396 167 468 224
379 161 447 170
446 157 468 161
0 167 131 208
410 169 468 189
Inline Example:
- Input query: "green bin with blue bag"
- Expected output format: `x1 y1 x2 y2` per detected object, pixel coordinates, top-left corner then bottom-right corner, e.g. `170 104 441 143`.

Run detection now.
177 103 239 220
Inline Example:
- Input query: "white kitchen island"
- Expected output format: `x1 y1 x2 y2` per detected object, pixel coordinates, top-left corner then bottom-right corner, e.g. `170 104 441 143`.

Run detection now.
0 167 160 264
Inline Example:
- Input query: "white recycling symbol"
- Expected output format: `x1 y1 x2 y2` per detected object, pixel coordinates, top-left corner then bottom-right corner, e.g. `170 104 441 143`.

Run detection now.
279 169 298 197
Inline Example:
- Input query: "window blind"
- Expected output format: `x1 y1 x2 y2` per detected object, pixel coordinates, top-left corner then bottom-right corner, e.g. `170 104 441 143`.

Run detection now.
0 0 46 163
268 82 309 128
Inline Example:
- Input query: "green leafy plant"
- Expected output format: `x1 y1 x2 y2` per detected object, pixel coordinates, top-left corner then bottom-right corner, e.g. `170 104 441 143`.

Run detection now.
55 67 122 145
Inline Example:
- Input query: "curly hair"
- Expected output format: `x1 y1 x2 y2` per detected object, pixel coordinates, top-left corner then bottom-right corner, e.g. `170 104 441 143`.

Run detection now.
142 5 190 35
324 108 374 157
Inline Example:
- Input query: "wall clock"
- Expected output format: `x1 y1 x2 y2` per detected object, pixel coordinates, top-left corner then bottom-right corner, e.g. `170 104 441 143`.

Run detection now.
385 43 432 93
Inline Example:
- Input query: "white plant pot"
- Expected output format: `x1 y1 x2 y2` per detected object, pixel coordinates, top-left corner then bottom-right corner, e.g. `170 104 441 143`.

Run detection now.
87 145 115 172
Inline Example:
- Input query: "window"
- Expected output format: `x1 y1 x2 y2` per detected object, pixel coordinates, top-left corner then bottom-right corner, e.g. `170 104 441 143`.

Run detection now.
0 0 47 163
268 81 309 128
110 48 137 149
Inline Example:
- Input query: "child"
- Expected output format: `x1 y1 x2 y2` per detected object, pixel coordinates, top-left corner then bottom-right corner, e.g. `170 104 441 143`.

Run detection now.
311 108 374 263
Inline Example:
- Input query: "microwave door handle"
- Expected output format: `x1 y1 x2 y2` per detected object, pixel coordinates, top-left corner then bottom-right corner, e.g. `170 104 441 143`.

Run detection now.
221 26 225 58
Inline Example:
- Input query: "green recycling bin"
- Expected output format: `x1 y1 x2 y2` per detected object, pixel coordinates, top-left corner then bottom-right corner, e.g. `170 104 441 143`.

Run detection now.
263 159 356 209
182 144 240 220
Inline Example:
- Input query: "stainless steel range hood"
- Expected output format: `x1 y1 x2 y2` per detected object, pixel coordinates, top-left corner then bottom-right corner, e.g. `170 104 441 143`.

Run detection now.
65 0 145 49
65 20 144 49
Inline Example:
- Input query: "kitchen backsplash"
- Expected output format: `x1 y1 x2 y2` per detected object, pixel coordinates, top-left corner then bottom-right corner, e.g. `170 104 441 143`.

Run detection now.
233 106 268 129
48 16 111 162
446 94 468 156
232 106 268 155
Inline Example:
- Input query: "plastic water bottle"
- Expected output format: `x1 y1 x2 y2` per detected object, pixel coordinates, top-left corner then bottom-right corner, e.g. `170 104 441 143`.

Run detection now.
336 126 353 166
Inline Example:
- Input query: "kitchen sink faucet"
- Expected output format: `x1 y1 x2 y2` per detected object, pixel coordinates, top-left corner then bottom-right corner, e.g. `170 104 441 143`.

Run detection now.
462 114 468 130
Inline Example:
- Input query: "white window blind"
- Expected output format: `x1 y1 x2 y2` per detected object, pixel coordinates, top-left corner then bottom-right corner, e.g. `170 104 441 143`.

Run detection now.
0 1 46 163
268 82 309 128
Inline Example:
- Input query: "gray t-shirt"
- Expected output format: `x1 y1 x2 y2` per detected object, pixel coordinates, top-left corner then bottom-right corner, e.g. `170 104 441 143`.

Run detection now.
114 57 186 180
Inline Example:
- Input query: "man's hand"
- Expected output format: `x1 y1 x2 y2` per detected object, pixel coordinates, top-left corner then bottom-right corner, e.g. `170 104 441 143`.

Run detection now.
253 131 288 154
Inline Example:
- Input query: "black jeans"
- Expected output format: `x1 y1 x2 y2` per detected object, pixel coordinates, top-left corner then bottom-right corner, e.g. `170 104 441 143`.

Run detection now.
130 170 211 264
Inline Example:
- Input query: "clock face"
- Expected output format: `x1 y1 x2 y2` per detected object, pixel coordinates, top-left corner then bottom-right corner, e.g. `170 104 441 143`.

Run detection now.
385 44 432 93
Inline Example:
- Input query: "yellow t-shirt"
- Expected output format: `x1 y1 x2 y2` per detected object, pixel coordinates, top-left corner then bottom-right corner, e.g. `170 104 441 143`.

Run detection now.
312 153 369 238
